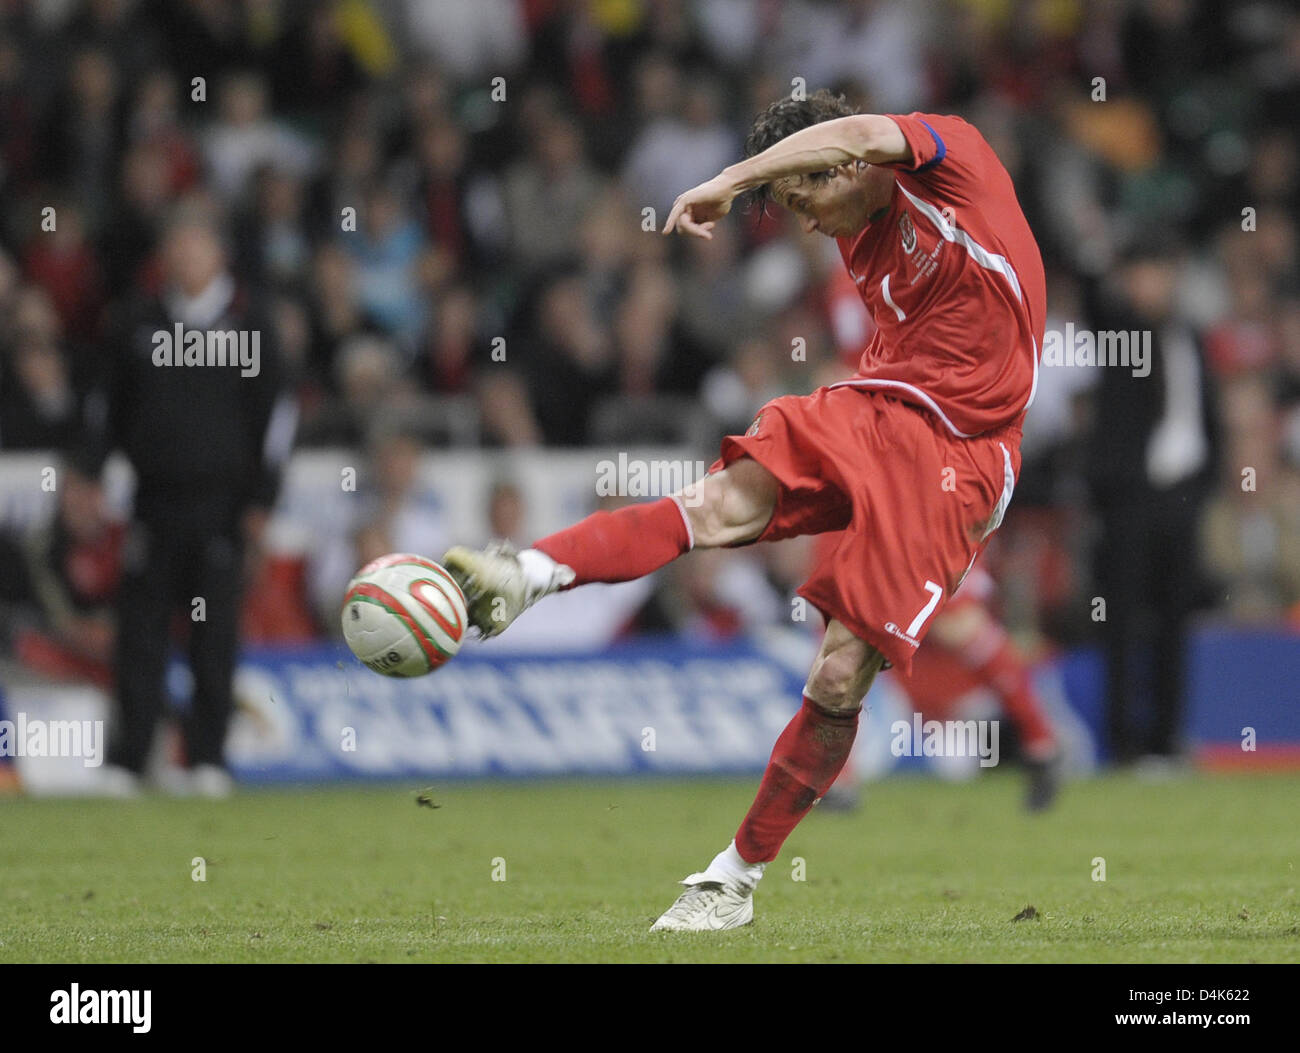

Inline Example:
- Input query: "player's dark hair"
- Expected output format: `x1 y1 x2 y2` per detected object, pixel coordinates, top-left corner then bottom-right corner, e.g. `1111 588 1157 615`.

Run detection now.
743 89 859 209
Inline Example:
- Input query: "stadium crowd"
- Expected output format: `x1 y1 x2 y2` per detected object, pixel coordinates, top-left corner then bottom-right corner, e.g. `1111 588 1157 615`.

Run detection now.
0 0 1298 679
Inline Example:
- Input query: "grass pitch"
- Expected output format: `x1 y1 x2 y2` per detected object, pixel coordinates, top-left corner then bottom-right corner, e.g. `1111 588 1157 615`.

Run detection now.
1 772 1297 963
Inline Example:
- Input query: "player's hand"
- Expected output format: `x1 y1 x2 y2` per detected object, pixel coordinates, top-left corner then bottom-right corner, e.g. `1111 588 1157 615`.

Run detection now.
663 175 736 239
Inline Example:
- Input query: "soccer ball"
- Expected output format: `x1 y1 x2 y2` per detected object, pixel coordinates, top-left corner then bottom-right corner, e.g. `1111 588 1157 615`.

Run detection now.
341 553 468 677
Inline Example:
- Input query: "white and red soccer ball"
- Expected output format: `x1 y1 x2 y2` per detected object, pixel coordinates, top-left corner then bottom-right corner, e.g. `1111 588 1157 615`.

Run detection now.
341 553 468 677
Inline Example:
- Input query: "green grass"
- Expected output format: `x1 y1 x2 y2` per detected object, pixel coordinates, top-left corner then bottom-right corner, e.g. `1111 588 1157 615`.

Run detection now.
1 772 1298 963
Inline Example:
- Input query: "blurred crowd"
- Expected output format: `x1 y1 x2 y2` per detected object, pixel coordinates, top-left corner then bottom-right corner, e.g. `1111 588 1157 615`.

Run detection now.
1 0 1298 679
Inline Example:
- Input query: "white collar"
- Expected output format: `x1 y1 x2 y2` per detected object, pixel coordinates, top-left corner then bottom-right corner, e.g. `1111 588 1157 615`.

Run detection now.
167 273 236 329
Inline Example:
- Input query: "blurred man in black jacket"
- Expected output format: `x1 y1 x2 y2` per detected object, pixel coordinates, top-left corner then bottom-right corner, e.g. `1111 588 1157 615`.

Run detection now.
1084 245 1219 768
88 202 295 795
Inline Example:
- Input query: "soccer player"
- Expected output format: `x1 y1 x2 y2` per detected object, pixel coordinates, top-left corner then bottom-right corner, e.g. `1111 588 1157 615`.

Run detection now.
445 90 1046 931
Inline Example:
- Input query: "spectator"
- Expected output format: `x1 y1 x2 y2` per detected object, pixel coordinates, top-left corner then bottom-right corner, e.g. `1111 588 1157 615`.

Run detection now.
311 425 449 628
89 204 291 796
303 243 383 399
100 142 177 299
422 282 482 395
0 286 82 450
342 179 428 350
310 122 383 241
1205 265 1279 378
201 71 316 205
22 199 105 344
611 260 707 399
622 75 738 219
269 4 371 122
0 36 38 198
299 333 406 448
1202 376 1300 622
232 164 311 290
402 0 527 85
503 111 604 277
517 270 612 445
487 479 529 547
125 68 201 194
677 221 749 361
353 428 449 567
0 457 123 684
1084 246 1220 767
413 115 505 275
40 47 120 225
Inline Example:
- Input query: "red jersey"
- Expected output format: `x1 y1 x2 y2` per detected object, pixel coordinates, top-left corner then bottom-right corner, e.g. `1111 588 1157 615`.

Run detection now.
834 113 1046 437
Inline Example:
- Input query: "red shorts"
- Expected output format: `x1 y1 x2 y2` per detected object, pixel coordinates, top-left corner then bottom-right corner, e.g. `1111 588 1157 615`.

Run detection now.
710 386 1021 674
886 566 994 707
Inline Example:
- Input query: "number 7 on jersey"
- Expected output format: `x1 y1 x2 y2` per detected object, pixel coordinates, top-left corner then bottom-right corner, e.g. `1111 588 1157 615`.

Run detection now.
906 580 944 638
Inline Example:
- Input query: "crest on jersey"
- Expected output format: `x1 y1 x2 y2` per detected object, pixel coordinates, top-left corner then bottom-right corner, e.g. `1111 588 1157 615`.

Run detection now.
898 211 917 254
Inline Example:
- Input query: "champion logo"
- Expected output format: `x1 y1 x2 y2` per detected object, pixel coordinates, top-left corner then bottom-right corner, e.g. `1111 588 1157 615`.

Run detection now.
883 621 920 647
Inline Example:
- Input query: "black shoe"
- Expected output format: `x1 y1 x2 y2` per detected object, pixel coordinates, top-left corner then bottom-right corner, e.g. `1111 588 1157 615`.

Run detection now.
1024 750 1062 812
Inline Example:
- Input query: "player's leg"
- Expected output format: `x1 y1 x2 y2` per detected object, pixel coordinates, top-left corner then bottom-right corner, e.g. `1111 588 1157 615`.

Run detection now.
443 458 778 636
679 456 781 548
734 618 885 858
650 619 885 931
925 602 1061 809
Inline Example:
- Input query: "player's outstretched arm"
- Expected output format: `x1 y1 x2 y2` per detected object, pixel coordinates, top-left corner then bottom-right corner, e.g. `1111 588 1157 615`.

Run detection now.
662 114 911 239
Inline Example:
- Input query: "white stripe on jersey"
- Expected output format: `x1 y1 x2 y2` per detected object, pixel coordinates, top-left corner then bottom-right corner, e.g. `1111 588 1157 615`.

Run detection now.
895 184 1038 419
880 273 906 321
897 184 1024 303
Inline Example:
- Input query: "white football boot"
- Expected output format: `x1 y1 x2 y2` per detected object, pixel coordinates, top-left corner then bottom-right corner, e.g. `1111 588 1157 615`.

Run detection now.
442 541 575 638
650 842 766 932
90 764 144 799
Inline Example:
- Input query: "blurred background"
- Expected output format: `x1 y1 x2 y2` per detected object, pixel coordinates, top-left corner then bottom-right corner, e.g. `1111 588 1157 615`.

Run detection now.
0 0 1297 793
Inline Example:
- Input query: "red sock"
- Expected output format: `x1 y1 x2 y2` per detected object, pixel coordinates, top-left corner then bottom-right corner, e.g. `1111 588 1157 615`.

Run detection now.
961 626 1056 758
532 496 692 587
734 696 859 864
